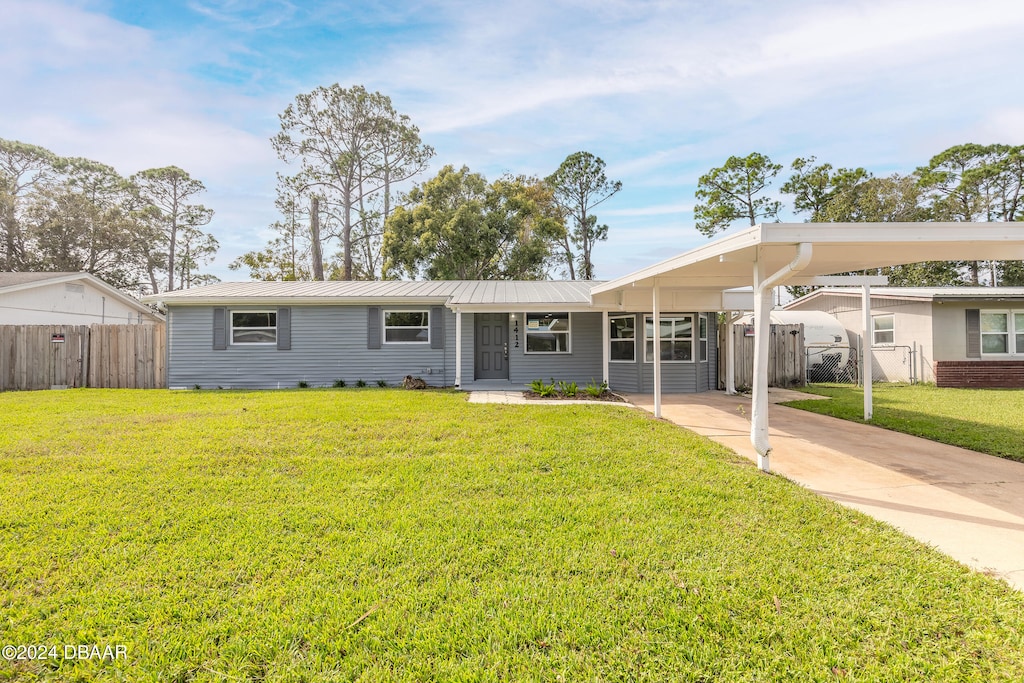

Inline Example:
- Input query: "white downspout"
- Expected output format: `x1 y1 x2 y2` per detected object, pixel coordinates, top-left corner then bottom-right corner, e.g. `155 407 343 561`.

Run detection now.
454 309 463 388
751 243 813 472
601 310 610 387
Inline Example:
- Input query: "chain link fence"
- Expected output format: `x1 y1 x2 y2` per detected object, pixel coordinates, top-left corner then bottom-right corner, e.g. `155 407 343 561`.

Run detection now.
806 344 917 386
806 345 858 384
869 345 916 384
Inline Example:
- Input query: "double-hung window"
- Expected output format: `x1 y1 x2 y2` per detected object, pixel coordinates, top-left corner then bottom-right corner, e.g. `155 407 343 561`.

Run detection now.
872 314 895 346
980 310 1023 355
525 312 570 353
609 315 635 362
645 314 693 362
232 311 277 344
699 314 709 361
384 311 429 344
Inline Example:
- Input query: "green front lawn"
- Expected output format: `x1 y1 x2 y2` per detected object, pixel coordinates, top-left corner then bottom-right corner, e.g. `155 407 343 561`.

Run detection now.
1 389 1023 682
784 384 1024 462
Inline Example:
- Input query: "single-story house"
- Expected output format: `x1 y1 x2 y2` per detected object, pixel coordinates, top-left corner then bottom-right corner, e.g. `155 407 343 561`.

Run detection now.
146 222 1024 473
785 286 1024 387
145 280 720 392
0 272 163 325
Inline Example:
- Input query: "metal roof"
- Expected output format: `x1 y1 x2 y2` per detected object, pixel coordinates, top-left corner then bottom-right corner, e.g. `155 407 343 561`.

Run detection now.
144 280 599 308
787 286 1024 306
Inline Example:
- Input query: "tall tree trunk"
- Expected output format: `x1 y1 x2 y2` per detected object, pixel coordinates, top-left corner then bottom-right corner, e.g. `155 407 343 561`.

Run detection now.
342 191 353 281
310 196 324 281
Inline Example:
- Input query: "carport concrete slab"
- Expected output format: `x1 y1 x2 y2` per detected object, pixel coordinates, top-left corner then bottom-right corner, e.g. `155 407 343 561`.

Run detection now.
624 390 1024 592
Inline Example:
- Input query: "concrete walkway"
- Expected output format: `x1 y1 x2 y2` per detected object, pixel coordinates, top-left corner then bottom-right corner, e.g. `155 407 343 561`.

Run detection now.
623 390 1024 591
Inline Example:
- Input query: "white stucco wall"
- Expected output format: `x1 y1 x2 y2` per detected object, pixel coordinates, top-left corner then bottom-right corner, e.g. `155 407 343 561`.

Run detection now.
787 294 936 382
0 281 157 325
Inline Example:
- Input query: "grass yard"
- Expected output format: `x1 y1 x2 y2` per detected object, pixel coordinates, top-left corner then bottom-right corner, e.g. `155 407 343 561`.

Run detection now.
1 389 1023 682
783 384 1024 462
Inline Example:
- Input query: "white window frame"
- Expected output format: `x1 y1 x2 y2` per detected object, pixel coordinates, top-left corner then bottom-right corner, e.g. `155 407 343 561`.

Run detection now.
644 313 695 364
872 313 895 347
980 309 1022 356
699 313 709 362
231 310 277 345
609 314 636 363
524 312 572 354
383 310 430 344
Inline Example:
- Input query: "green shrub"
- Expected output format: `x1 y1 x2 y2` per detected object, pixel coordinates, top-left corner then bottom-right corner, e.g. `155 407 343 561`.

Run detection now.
558 380 578 397
297 381 310 388
333 379 346 388
529 378 557 397
584 379 608 397
376 379 388 388
356 379 368 388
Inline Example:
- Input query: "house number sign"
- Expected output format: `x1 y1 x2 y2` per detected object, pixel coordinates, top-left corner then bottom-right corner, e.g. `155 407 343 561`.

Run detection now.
512 319 520 348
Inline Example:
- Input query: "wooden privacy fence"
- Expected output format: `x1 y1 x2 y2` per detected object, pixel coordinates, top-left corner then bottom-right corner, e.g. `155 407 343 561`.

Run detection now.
0 324 166 391
718 323 805 390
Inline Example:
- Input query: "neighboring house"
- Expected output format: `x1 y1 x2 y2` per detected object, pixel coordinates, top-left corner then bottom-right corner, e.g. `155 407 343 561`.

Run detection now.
145 280 718 392
0 272 163 325
785 287 1024 387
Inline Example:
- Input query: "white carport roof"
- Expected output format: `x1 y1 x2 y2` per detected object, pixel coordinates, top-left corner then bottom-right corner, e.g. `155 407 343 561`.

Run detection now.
592 221 1024 475
592 222 1024 308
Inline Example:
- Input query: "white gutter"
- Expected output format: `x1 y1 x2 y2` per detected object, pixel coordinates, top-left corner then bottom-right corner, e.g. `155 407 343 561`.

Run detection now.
751 243 813 472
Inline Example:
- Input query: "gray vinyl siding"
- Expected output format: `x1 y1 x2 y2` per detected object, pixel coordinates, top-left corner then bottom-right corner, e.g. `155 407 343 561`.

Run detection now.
169 306 716 392
509 312 603 386
606 312 717 394
168 305 456 389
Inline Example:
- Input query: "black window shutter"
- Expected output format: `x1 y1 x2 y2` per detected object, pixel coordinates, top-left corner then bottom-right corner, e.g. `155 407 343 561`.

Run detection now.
213 307 227 350
277 307 291 350
965 309 981 358
367 307 381 349
430 306 444 349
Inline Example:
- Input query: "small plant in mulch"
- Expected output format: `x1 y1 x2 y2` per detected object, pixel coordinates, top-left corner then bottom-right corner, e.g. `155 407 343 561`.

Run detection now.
356 379 368 388
333 379 347 388
376 379 389 388
524 378 624 402
297 381 310 388
557 380 578 397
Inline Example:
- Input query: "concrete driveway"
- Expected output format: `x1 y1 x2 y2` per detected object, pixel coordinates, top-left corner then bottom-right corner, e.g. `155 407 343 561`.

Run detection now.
623 390 1024 591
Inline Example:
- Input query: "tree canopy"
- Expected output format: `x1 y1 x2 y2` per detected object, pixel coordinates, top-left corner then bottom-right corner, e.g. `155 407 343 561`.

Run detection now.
546 152 621 280
0 138 217 293
694 152 782 237
696 144 1024 291
271 84 433 280
382 166 564 280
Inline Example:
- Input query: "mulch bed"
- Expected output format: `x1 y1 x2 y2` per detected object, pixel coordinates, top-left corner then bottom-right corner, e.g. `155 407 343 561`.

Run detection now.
522 390 627 403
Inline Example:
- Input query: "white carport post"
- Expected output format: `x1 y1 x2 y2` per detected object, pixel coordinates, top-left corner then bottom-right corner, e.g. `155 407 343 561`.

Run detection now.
725 312 741 395
750 261 774 471
862 285 873 420
454 309 463 388
652 280 662 418
601 310 610 386
751 243 813 473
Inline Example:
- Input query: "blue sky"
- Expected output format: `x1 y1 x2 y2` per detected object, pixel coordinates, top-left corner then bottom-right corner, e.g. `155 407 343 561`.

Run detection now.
3 0 1024 281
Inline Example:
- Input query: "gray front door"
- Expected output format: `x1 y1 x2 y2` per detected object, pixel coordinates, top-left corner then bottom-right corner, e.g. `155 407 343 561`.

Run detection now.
475 313 509 380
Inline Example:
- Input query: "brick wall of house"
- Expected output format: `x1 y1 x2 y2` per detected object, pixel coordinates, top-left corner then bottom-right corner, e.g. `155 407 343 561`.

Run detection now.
934 361 1024 388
